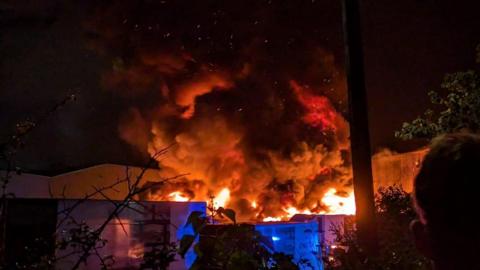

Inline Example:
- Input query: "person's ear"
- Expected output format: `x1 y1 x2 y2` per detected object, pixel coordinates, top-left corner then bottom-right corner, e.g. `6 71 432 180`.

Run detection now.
410 219 433 259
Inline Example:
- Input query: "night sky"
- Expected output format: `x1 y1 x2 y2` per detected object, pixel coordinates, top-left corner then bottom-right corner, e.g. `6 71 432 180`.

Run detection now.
1 0 480 174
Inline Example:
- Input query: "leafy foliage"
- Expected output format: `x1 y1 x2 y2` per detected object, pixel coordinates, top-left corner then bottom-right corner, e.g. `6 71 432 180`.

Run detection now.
179 234 197 258
180 209 301 270
192 224 270 270
270 253 307 270
13 221 111 269
13 238 56 270
324 186 431 270
216 207 236 225
140 242 177 270
396 69 480 140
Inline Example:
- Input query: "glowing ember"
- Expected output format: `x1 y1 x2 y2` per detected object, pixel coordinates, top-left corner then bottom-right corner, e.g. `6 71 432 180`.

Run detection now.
251 201 257 209
263 217 282 222
168 191 190 202
261 207 312 222
213 188 230 208
284 206 312 218
128 243 144 259
321 188 356 215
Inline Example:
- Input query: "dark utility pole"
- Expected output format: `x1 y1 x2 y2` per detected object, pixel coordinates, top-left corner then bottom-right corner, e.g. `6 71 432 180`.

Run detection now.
342 0 378 254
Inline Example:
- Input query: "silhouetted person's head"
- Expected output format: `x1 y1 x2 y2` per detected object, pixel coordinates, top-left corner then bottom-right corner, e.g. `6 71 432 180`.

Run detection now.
411 133 480 270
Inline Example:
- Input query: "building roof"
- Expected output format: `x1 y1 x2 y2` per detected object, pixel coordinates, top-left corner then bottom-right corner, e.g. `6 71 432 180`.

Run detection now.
49 163 162 200
3 164 163 200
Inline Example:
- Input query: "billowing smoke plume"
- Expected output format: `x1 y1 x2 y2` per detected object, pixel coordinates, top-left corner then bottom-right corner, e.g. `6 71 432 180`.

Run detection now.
85 0 352 220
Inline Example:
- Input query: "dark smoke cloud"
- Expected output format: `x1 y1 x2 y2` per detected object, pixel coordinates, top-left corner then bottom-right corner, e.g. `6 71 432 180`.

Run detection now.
85 0 352 220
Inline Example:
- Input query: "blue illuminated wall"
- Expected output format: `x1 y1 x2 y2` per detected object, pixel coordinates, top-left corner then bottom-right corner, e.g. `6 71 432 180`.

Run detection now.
255 215 348 270
255 221 322 270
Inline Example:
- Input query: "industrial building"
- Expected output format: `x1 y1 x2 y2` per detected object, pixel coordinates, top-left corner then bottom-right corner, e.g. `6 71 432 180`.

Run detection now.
6 146 424 201
3 164 206 269
256 215 350 270
2 148 422 269
4 198 206 269
372 148 427 192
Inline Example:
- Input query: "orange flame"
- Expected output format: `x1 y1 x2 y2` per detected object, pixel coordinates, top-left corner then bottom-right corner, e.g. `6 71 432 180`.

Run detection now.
284 206 312 217
321 188 355 215
261 188 355 222
213 188 230 208
263 217 282 222
168 191 190 202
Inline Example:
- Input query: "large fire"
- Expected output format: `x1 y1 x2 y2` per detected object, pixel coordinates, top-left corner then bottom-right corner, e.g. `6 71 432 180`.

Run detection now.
140 80 354 221
167 187 355 221
86 1 354 221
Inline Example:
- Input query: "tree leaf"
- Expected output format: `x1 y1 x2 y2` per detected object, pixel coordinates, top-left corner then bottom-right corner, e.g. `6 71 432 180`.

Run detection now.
191 218 207 235
179 234 196 258
193 243 203 257
222 208 236 224
185 211 205 233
